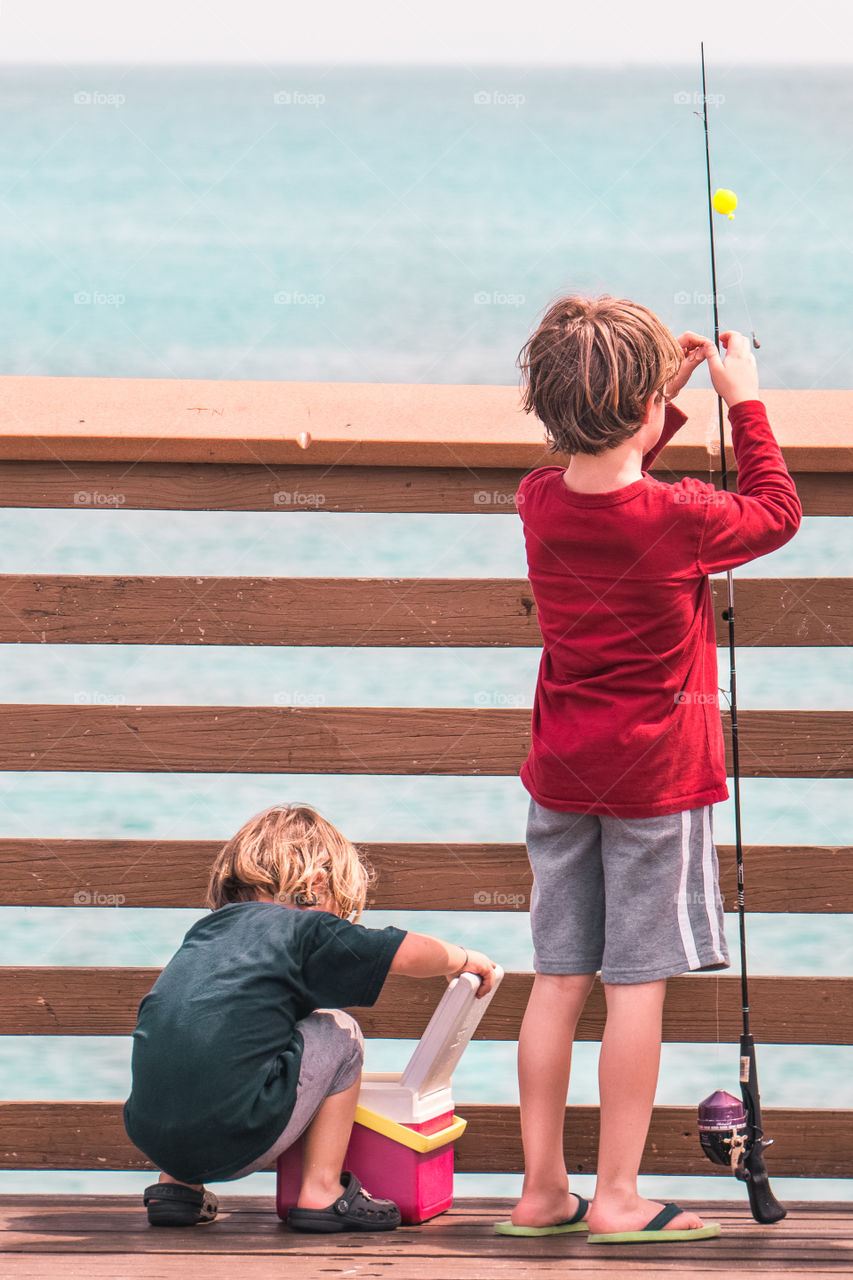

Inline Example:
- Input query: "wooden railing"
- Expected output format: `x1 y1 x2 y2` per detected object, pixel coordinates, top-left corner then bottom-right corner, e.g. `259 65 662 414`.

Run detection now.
0 378 850 1182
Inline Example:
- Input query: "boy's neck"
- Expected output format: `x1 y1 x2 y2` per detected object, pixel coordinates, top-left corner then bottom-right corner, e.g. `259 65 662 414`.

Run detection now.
562 438 646 494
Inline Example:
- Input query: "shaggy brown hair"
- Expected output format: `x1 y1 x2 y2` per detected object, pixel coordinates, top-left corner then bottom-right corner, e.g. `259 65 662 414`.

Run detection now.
518 295 683 456
206 802 374 921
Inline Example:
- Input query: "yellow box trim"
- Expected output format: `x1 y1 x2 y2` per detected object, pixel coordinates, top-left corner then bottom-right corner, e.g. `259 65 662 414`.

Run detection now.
354 1105 467 1153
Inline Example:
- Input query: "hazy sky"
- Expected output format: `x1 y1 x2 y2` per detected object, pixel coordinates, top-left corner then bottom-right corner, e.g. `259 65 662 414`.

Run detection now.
0 0 847 64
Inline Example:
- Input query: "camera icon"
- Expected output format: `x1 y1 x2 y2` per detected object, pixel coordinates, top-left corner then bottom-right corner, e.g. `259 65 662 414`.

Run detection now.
73 890 92 904
473 890 492 905
74 291 92 305
673 290 691 305
74 91 92 105
673 91 691 105
73 491 91 505
473 91 491 105
273 91 292 105
473 491 491 505
473 291 491 305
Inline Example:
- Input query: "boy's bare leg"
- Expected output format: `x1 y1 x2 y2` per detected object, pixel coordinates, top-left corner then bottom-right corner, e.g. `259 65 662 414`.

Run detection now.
587 979 706 1234
297 1075 361 1209
511 972 596 1226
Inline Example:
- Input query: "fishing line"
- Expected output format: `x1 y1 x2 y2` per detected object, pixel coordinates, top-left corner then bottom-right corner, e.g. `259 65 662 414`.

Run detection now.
721 240 761 350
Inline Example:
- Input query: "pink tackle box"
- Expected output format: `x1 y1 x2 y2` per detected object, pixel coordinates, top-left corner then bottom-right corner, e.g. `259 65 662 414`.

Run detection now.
276 965 504 1224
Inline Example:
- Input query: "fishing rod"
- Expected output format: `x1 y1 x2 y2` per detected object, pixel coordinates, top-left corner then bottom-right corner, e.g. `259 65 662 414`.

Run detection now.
694 41 787 1226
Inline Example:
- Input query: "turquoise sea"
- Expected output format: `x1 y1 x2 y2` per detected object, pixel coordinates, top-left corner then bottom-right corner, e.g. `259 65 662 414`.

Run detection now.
0 64 851 1206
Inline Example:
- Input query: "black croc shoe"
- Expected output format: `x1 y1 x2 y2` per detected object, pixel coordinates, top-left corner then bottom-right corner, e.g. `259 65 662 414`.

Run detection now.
286 1171 401 1233
143 1182 219 1226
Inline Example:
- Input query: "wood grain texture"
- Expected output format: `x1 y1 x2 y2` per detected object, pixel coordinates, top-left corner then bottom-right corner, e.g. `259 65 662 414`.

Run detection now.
2 970 850 1043
1 1101 850 1177
0 379 846 469
0 576 848 646
1 1196 850 1277
0 705 847 776
0 461 845 514
2 839 849 911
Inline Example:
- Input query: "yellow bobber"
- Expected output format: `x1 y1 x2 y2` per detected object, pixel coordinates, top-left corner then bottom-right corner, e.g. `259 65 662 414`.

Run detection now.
712 188 737 220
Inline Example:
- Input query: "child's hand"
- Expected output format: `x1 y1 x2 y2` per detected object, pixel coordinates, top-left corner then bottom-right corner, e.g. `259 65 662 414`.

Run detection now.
664 331 710 401
458 948 498 998
703 331 760 408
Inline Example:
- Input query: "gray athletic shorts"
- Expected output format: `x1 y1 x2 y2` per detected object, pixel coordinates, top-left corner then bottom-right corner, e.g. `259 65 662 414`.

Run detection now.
526 797 730 984
225 1008 364 1179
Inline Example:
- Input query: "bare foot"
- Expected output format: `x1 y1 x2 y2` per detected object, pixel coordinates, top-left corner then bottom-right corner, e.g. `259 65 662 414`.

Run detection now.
510 1189 585 1229
587 1194 704 1236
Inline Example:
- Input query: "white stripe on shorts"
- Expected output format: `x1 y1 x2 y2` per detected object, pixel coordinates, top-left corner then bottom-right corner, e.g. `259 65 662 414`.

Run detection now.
677 810 701 969
701 807 725 961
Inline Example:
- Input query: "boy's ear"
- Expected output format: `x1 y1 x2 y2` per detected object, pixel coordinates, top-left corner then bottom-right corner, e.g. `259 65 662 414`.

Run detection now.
641 391 661 426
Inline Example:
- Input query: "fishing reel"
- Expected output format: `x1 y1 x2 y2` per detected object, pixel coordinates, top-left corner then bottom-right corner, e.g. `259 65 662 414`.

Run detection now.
697 1091 749 1174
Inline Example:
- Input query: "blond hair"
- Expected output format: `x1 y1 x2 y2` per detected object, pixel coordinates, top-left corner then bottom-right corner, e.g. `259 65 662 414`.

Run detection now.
206 803 373 921
518 294 683 456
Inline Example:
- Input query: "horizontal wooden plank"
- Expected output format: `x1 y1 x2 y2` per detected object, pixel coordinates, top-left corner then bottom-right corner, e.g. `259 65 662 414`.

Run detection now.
3 1255 843 1280
0 380 846 470
1 1101 850 1177
2 1198 850 1277
1 1198 851 1274
2 971 850 1044
0 706 847 776
1 576 848 647
1 840 851 912
0 461 845 514
455 1105 853 1179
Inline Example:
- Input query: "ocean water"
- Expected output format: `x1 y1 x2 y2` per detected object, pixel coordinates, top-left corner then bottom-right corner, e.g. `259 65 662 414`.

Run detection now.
0 64 850 1206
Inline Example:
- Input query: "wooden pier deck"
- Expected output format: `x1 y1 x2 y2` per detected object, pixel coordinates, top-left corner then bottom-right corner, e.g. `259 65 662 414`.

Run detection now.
1 1196 851 1278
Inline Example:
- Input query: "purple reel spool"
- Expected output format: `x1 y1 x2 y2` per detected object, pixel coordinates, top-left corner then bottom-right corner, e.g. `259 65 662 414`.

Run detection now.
698 1090 748 1169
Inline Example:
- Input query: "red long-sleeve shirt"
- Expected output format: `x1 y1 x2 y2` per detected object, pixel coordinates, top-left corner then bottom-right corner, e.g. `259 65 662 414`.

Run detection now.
518 400 802 818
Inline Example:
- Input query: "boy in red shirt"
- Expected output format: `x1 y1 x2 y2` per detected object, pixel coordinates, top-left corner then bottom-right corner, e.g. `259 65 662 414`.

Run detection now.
498 296 801 1244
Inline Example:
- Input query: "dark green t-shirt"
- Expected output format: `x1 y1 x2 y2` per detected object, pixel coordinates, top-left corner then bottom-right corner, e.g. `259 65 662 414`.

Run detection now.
123 902 406 1183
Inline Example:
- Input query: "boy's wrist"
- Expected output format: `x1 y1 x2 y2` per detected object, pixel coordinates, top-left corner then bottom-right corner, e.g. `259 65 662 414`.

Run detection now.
452 945 469 975
727 396 765 414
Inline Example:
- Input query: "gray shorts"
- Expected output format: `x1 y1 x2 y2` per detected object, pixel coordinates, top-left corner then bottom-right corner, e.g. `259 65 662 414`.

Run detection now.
526 797 730 984
225 1009 364 1179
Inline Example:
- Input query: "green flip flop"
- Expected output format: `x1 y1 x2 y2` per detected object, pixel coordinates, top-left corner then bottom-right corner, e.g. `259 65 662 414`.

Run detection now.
494 1193 589 1236
587 1201 721 1244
